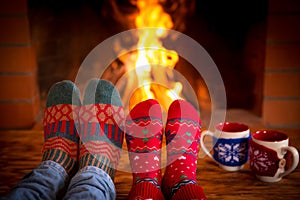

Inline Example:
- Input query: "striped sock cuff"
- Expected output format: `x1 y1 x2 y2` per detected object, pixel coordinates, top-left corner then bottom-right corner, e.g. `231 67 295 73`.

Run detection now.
171 179 196 196
42 149 76 174
128 181 165 200
79 153 116 179
136 178 161 189
171 183 207 200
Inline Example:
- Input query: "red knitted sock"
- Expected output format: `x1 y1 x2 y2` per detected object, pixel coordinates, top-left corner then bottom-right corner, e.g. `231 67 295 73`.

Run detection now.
42 80 81 175
162 100 206 199
128 182 165 200
126 99 164 198
171 184 207 200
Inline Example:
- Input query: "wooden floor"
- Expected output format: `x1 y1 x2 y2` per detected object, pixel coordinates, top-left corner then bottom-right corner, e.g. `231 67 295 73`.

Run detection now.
0 110 300 199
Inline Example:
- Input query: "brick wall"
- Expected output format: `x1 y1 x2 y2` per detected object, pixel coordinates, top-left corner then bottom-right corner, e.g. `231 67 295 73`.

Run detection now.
0 0 40 129
263 0 300 127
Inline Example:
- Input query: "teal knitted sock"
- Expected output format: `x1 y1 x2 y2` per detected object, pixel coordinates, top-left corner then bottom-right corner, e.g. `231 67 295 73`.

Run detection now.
42 80 81 175
79 79 125 180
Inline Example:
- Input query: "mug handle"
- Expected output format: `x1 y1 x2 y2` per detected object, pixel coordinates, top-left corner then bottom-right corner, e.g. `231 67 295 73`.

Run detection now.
200 130 214 159
279 146 299 178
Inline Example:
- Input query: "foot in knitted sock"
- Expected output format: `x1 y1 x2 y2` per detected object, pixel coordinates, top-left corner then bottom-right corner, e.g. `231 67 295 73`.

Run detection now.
42 80 81 175
79 79 124 180
126 99 165 200
162 100 206 199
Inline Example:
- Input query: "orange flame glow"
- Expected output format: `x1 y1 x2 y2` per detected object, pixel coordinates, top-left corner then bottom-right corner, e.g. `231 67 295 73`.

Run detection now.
130 0 182 110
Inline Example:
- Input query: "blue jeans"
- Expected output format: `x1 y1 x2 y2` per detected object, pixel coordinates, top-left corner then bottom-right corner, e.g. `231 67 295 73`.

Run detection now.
3 161 116 200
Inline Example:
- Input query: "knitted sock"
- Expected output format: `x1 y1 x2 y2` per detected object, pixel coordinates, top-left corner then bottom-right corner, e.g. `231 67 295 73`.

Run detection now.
42 80 81 175
79 79 124 180
171 184 207 200
162 100 206 199
126 99 164 200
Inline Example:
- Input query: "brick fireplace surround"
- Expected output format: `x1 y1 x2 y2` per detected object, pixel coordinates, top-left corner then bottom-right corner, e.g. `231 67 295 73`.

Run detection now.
263 0 300 127
0 0 299 129
0 0 40 129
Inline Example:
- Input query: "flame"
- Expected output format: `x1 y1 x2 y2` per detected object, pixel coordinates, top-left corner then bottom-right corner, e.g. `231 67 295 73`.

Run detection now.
130 0 182 110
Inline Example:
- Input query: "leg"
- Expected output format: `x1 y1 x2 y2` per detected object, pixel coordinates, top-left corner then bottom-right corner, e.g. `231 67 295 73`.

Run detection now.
163 100 207 200
63 166 116 200
4 80 81 200
3 161 68 200
64 79 124 199
125 99 165 200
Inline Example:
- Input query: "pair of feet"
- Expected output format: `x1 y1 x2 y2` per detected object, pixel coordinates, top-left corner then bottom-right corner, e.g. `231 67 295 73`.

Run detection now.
42 79 124 179
42 79 203 199
126 99 202 199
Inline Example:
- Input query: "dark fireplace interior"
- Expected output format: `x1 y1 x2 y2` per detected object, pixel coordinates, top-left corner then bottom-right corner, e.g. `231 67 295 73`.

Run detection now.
27 0 268 115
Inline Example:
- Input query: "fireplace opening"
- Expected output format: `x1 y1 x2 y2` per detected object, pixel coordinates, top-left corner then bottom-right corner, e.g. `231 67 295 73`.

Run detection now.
28 0 268 117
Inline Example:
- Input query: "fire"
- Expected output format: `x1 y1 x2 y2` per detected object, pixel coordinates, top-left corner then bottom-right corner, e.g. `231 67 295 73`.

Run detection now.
129 0 182 111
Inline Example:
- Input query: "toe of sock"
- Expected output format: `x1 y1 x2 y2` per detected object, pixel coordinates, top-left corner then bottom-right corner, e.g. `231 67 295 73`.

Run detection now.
127 99 162 120
167 100 200 122
46 80 81 107
83 79 122 106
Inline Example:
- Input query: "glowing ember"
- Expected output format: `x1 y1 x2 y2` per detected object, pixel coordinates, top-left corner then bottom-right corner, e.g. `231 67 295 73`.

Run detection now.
130 0 183 110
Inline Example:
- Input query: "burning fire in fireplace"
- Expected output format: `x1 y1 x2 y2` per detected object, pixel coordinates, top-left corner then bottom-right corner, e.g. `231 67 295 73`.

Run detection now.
127 0 183 111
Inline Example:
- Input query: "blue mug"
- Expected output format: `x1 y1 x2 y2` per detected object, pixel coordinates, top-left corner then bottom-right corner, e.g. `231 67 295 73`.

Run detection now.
200 122 250 171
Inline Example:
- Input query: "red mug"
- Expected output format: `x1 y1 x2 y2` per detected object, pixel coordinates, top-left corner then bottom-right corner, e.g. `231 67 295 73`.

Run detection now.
249 130 299 182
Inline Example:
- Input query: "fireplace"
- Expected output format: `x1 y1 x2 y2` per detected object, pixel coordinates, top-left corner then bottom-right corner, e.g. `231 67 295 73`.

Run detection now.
2 0 297 128
29 0 267 107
